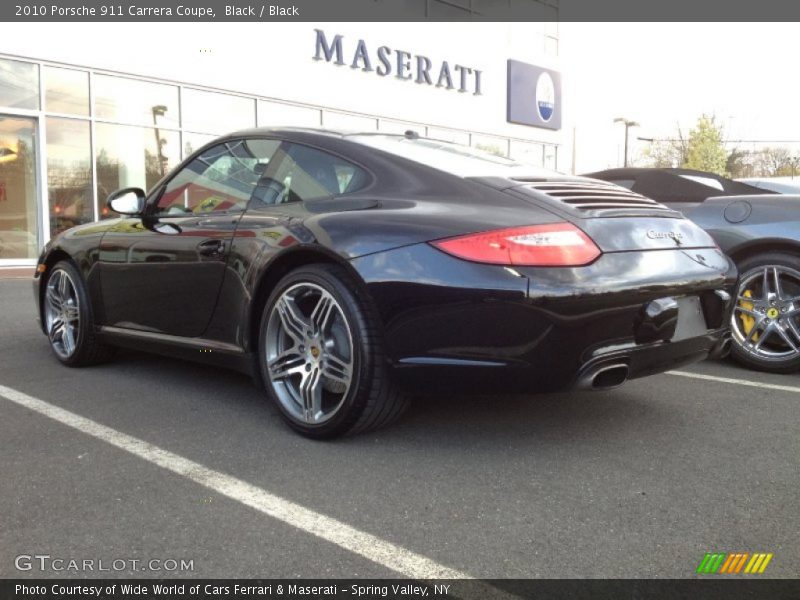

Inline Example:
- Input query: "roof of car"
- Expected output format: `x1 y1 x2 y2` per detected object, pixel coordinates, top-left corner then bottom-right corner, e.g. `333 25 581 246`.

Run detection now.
225 126 431 139
585 167 773 203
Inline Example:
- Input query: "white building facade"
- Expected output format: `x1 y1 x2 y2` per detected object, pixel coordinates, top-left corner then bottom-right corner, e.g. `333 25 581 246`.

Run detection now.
0 21 564 266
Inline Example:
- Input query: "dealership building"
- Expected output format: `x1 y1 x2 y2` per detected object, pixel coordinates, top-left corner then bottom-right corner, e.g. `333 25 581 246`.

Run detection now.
0 19 564 268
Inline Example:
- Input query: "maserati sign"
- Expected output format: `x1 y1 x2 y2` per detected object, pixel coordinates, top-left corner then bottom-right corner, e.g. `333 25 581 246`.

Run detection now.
313 29 483 96
507 59 561 130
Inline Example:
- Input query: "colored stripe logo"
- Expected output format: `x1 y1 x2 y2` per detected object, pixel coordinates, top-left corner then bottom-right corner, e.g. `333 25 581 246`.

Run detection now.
696 552 773 574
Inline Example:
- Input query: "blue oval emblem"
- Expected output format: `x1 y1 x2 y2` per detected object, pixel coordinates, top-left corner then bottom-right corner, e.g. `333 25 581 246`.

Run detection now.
536 72 555 122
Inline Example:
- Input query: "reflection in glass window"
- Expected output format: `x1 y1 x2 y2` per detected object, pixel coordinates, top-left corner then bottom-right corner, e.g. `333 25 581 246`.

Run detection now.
182 88 255 134
378 119 423 136
265 143 368 204
183 132 217 158
258 100 321 128
544 144 558 170
93 74 179 128
0 115 38 258
44 67 89 116
157 139 280 215
545 36 559 57
46 118 93 236
471 134 509 157
95 123 179 218
322 111 378 132
510 140 545 167
0 58 39 110
426 127 470 145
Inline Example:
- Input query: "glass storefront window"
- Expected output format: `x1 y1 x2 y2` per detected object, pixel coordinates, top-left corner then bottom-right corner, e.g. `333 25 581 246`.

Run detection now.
0 115 38 259
182 88 255 134
94 74 179 128
472 134 509 157
545 36 559 57
183 132 217 158
323 111 378 132
45 67 89 116
426 127 470 145
0 58 39 111
378 119 423 136
510 140 545 167
544 144 558 170
46 118 93 236
258 100 321 128
94 122 179 218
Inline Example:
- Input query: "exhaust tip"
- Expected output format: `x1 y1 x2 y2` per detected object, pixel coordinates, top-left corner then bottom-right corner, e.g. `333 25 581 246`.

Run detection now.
577 362 629 391
591 364 629 389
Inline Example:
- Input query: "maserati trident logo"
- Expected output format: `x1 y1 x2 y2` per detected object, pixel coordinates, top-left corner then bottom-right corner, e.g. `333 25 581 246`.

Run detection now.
535 71 556 122
647 229 684 242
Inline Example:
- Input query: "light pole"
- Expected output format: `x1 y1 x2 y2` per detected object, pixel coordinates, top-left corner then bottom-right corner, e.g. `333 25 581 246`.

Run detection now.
614 117 639 167
152 105 168 177
789 156 800 179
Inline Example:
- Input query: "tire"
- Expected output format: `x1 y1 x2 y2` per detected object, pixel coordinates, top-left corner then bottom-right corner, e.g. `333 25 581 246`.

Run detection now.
257 263 408 438
730 252 800 374
42 260 116 367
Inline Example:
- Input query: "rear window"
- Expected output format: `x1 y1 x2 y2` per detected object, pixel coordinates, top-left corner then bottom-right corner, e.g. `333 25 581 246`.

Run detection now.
679 174 725 191
348 134 559 178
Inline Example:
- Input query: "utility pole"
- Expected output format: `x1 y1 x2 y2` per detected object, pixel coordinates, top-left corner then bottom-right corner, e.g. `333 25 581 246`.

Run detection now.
614 117 639 167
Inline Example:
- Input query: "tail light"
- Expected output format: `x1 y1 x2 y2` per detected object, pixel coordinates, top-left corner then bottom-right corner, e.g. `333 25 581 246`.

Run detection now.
431 223 601 267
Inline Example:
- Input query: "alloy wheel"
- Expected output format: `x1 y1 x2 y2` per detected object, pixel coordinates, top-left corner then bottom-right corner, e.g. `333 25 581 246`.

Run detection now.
732 265 800 362
44 268 81 359
265 282 354 424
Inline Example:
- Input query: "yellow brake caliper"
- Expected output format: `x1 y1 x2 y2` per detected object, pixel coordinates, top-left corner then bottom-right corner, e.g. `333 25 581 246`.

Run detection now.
739 289 759 341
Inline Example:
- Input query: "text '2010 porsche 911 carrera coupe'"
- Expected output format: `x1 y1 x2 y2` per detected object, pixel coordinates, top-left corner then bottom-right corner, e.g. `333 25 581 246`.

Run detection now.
33 129 735 438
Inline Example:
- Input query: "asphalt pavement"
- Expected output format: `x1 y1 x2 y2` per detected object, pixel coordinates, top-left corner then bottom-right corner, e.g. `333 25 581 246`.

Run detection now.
0 279 797 579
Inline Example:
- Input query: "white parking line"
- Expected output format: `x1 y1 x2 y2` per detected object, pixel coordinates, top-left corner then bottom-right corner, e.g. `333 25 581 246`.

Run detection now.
0 383 500 587
668 370 800 394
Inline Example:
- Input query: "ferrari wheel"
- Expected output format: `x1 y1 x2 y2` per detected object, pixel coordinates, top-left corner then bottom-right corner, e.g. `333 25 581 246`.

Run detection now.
43 260 115 367
258 264 408 438
731 252 800 373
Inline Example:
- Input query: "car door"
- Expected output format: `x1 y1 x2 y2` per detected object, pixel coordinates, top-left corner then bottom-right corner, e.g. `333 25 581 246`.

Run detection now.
99 138 281 337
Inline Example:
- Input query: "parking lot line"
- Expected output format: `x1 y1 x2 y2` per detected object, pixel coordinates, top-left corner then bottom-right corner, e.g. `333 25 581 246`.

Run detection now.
668 370 800 394
0 383 482 583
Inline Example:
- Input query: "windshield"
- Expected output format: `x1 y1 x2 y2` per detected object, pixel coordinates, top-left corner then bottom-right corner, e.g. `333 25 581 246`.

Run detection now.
346 134 561 179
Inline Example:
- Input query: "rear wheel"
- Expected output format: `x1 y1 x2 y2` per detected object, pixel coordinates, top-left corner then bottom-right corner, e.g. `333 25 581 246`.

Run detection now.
730 252 800 373
43 260 115 367
258 264 408 438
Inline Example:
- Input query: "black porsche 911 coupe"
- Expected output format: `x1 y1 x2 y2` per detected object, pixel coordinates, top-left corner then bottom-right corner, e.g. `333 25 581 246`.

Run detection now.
34 129 735 438
587 167 800 374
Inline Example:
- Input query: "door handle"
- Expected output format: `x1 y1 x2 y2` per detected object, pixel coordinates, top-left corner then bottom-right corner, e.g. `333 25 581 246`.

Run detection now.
197 239 226 257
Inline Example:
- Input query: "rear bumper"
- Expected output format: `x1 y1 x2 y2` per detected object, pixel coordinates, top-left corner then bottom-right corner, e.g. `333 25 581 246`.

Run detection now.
351 243 737 394
575 329 731 391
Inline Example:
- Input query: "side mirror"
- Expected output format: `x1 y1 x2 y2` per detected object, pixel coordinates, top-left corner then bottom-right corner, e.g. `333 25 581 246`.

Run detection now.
107 187 146 216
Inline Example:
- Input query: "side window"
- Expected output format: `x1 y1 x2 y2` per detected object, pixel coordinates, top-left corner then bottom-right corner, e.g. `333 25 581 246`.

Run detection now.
261 143 368 205
155 138 280 216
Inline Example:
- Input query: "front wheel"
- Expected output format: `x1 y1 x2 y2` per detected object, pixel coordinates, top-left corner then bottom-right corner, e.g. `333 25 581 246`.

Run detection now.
258 264 408 438
730 252 800 373
42 260 115 367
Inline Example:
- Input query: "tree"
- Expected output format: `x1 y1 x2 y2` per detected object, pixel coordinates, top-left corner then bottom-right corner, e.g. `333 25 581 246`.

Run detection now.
641 139 682 168
753 147 796 177
682 115 727 175
726 148 751 178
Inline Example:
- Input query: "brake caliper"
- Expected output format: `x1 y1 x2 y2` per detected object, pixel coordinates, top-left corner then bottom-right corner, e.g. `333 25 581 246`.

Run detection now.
739 289 759 340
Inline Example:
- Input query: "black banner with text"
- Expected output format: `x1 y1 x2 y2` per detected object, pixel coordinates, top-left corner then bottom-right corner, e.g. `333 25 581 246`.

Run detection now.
4 579 800 600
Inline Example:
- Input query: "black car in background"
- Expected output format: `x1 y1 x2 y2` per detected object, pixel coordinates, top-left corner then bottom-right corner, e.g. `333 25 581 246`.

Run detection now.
588 167 800 374
34 131 734 438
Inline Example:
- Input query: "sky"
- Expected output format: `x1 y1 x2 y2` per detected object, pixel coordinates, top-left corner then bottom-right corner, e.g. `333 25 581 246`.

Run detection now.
560 22 800 173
